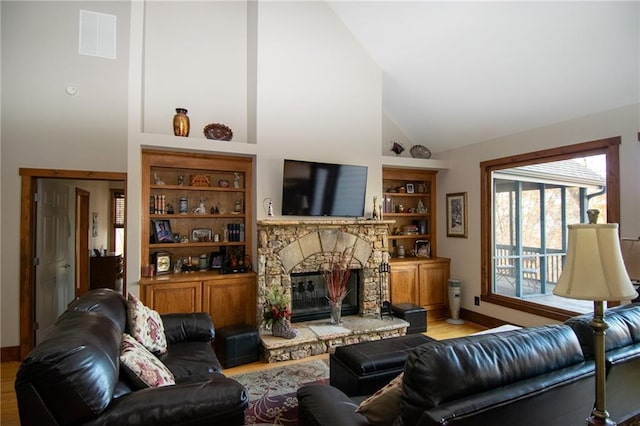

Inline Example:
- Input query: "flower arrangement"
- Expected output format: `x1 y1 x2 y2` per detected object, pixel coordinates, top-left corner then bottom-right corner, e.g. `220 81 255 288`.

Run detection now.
262 288 291 327
263 288 297 339
324 260 351 304
323 231 356 305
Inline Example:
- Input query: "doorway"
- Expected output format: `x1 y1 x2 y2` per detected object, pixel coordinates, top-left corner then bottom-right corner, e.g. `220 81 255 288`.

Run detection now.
19 169 126 358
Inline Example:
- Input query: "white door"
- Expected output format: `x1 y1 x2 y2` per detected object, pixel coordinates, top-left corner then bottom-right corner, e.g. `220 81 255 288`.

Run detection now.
36 180 74 343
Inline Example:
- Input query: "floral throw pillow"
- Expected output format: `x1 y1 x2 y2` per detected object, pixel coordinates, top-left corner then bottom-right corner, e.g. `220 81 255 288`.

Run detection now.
126 293 167 354
120 333 175 389
355 372 404 425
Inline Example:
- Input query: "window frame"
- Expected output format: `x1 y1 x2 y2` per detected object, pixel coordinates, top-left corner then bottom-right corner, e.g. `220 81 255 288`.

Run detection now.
480 137 621 321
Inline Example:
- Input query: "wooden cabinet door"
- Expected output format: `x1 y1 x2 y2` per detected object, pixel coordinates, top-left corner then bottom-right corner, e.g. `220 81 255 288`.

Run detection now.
143 281 202 314
203 274 256 329
418 260 450 320
389 262 419 305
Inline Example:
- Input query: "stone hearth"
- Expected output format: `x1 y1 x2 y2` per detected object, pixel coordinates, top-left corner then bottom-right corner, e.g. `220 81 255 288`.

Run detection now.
260 315 409 363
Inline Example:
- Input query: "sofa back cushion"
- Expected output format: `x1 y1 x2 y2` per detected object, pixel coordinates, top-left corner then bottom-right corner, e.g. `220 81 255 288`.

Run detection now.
564 303 639 359
67 288 128 333
15 311 121 425
612 303 640 342
400 325 584 424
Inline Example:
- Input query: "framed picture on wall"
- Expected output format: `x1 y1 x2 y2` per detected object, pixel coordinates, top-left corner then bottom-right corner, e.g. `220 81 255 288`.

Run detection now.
446 192 468 238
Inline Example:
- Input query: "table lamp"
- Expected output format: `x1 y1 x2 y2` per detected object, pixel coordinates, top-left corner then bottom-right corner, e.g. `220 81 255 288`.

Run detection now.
553 213 638 425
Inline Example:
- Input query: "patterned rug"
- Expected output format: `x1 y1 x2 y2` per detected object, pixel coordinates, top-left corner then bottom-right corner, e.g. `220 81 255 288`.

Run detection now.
228 358 330 425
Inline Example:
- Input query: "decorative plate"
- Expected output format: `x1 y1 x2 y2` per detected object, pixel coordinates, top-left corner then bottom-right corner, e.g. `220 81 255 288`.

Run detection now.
203 123 233 141
410 145 431 159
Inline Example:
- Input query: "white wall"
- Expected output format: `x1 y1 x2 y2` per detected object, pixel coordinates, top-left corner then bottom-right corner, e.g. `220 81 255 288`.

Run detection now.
124 2 384 304
1 1 131 347
142 1 249 141
253 1 382 218
436 103 640 327
382 112 415 158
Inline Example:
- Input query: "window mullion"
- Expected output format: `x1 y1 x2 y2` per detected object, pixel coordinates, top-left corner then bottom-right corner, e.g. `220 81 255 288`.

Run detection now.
515 181 523 298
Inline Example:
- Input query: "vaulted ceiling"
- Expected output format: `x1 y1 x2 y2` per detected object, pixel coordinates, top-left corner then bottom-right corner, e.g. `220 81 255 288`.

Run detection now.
329 1 639 154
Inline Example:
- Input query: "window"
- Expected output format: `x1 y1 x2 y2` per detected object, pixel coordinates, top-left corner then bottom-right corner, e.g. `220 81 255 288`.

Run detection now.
111 190 125 256
480 138 620 321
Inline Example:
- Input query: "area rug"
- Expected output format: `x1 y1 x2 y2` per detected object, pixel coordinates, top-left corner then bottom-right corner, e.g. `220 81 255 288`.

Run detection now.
228 358 330 425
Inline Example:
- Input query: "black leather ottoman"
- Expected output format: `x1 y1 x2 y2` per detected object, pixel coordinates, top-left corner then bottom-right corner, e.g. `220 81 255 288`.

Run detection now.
329 333 434 396
392 303 427 334
214 324 259 368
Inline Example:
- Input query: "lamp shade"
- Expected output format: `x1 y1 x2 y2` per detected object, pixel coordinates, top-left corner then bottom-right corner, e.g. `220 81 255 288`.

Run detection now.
553 224 638 301
621 238 640 282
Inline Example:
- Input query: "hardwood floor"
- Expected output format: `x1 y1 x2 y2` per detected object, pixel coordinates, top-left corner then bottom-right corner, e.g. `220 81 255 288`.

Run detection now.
1 361 20 426
0 319 485 425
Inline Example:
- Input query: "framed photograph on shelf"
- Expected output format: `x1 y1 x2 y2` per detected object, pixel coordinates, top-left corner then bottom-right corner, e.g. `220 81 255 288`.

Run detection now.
406 183 415 194
209 252 222 269
152 219 173 243
191 228 212 242
414 239 431 258
446 192 468 238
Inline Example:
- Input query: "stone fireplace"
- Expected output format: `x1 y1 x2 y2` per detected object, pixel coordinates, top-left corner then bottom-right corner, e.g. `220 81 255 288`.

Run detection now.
256 219 393 327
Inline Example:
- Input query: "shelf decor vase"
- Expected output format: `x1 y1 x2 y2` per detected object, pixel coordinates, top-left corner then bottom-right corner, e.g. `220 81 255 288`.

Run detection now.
173 108 190 137
329 300 343 325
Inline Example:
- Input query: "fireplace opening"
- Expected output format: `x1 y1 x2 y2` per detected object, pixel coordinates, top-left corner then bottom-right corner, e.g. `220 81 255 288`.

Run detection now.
290 270 359 323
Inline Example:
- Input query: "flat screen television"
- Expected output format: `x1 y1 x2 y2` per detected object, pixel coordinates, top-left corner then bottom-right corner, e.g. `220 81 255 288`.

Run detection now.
282 159 368 217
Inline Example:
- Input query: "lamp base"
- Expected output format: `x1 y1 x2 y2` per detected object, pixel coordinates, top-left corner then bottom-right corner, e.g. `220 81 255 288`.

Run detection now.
587 300 616 426
585 415 616 426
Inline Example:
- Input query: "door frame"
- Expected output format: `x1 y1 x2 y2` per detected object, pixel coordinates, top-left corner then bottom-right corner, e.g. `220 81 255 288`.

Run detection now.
19 168 127 360
75 188 91 298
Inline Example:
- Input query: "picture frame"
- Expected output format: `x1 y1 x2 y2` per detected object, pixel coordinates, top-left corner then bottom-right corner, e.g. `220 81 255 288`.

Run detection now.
152 219 173 243
414 239 431 257
209 252 222 269
446 192 468 238
92 212 98 237
406 183 415 194
220 245 246 274
191 228 212 242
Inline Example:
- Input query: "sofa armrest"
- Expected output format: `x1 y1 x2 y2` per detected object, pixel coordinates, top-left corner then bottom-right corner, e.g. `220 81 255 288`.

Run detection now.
85 376 248 426
161 313 215 344
297 384 370 426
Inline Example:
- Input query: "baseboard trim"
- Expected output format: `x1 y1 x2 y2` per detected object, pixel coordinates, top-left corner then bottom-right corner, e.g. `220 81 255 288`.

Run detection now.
460 308 516 329
1 346 20 362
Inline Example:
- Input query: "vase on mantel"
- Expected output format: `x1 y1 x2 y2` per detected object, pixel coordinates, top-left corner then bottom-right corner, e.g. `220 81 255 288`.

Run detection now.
173 108 190 137
329 299 343 325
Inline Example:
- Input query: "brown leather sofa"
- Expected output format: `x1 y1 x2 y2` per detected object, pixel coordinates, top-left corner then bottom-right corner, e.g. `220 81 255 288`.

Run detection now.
298 304 640 425
299 325 596 425
15 288 249 426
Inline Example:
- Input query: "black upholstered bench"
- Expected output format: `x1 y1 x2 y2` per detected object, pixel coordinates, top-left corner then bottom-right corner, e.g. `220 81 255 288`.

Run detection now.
391 303 427 334
329 333 434 396
214 324 260 368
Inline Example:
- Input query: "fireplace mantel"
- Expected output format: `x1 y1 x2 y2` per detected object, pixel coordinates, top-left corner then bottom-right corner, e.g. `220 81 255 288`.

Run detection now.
255 219 393 326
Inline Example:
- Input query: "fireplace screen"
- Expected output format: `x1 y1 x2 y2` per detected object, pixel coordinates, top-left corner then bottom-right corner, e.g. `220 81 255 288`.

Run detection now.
290 270 359 322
